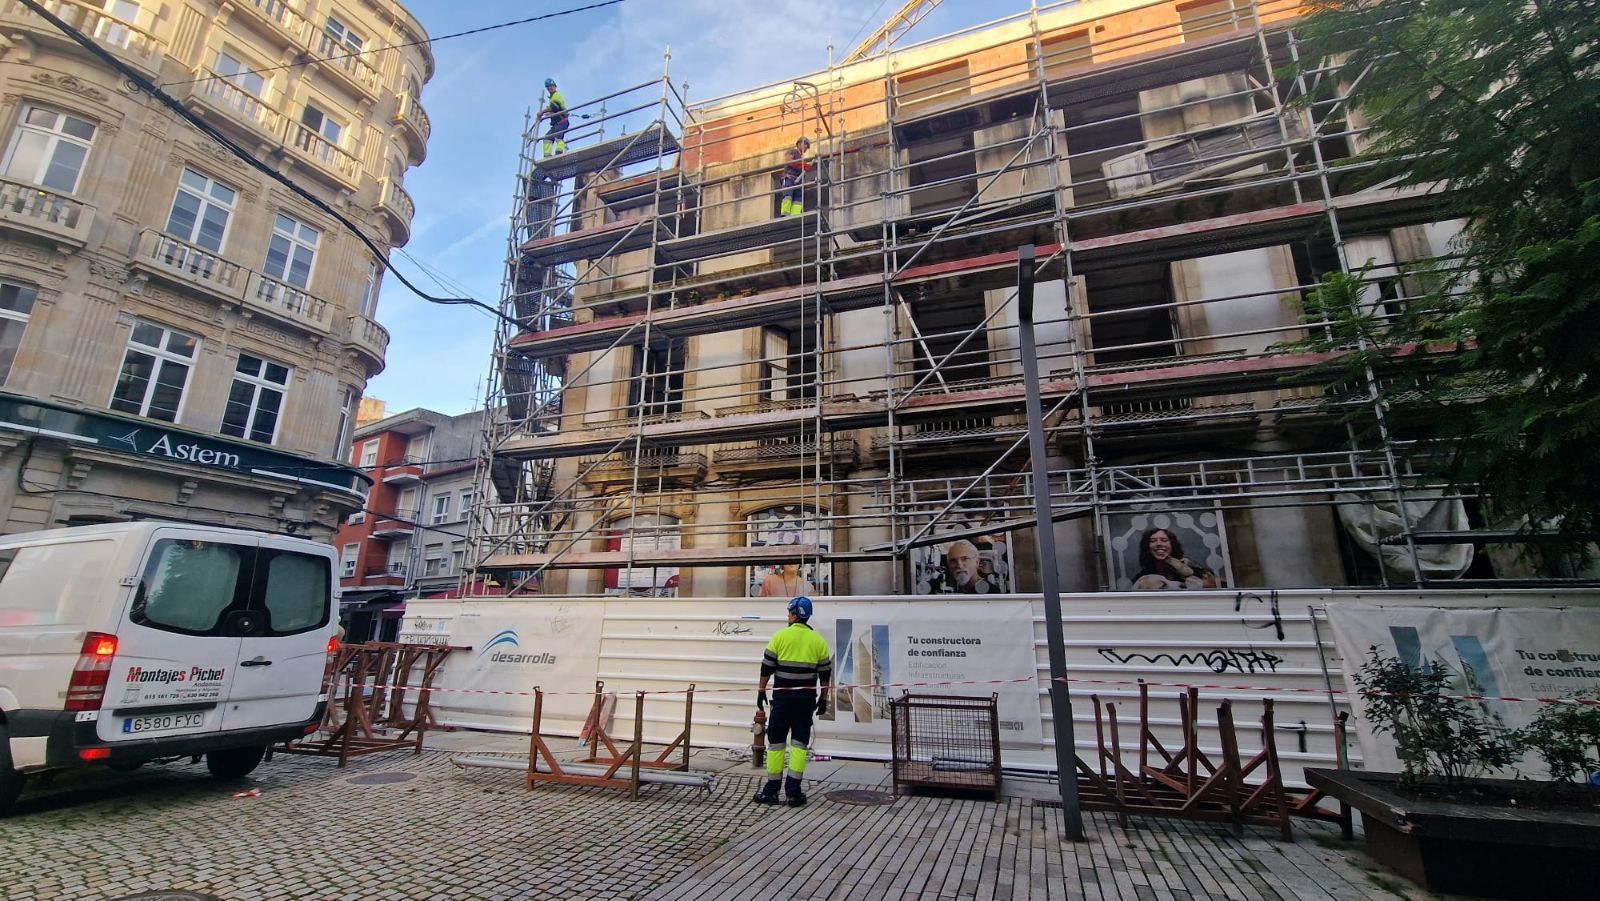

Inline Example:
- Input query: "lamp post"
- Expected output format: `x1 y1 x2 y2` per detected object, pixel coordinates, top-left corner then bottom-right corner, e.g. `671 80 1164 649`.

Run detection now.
1016 244 1085 841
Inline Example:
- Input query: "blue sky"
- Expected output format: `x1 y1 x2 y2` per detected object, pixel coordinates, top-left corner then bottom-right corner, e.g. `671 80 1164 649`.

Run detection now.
367 0 1005 414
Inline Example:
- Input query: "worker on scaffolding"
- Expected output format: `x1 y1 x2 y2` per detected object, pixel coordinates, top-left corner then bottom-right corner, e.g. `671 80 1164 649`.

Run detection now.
780 135 813 216
754 596 833 807
537 77 570 158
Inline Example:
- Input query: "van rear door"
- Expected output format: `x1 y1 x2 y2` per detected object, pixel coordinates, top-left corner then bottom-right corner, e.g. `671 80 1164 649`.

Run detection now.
100 530 249 743
220 535 334 732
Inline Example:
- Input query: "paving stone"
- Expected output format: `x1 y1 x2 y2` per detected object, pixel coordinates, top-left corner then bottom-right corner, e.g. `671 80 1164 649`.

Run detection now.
1 749 1431 900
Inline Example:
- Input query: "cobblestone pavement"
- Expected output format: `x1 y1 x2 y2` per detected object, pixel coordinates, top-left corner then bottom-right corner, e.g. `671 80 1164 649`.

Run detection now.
0 748 1430 900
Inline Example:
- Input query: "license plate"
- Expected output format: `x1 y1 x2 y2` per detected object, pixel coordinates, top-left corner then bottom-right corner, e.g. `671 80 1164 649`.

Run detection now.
122 712 205 734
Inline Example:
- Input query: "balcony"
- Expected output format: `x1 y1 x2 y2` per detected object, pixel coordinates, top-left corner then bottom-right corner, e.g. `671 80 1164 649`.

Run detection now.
133 229 250 303
376 177 414 245
2 0 166 72
314 30 382 98
347 314 389 372
577 452 708 488
358 561 408 586
188 68 289 140
393 92 430 162
371 508 418 540
251 273 332 332
0 178 95 248
381 458 424 484
712 439 860 477
287 122 360 187
237 0 315 49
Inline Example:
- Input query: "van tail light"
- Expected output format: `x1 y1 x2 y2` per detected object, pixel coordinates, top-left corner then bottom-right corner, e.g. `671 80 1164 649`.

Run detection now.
79 748 112 761
65 632 118 712
326 636 339 655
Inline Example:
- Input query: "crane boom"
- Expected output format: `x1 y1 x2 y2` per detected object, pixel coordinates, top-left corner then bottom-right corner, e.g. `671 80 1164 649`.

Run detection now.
842 0 946 65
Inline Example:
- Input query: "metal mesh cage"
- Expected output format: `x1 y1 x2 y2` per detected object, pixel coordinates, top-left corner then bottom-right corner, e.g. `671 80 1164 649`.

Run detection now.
889 692 1002 800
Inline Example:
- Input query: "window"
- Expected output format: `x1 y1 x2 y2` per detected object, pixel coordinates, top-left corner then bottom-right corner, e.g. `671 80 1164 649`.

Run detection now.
333 388 356 459
263 212 319 289
405 432 428 462
628 341 685 419
214 50 266 111
324 16 365 54
359 439 378 467
450 546 465 575
1030 28 1093 78
458 490 474 514
422 544 444 576
896 61 970 113
1178 0 1247 42
604 513 680 598
340 543 359 578
260 550 330 633
132 540 245 635
431 494 451 525
221 353 291 443
165 168 236 252
746 505 831 597
300 103 344 146
2 105 96 194
396 486 418 519
110 320 197 422
0 281 38 385
358 261 379 317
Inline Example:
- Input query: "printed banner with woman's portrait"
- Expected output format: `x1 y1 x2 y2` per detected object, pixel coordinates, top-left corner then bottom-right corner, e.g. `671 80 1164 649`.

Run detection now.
747 504 831 597
1106 505 1232 591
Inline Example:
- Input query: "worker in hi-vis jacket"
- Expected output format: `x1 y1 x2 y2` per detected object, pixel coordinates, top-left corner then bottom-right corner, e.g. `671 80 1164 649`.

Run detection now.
537 77 570 158
754 596 833 807
780 136 813 216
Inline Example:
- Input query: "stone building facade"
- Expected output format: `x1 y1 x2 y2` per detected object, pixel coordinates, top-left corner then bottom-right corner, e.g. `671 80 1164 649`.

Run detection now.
0 0 433 539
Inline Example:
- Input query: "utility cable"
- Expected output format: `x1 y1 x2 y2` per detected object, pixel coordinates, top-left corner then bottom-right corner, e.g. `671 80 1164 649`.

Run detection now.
17 0 520 327
160 0 629 88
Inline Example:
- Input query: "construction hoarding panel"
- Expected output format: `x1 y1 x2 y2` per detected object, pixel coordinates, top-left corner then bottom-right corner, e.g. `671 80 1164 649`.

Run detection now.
811 600 1041 746
404 599 605 733
1325 601 1600 775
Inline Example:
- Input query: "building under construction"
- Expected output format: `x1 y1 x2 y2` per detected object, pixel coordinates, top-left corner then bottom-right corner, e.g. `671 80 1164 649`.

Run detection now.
462 0 1542 602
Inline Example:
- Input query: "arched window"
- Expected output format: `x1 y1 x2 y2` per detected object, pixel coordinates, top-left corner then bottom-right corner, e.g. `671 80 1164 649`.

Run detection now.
746 504 829 598
603 513 679 597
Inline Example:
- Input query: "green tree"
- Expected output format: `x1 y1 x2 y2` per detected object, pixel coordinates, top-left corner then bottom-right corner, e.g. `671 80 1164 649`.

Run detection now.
1292 0 1600 553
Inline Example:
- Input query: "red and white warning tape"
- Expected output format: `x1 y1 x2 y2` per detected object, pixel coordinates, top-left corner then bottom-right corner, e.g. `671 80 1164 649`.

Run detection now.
356 674 1600 707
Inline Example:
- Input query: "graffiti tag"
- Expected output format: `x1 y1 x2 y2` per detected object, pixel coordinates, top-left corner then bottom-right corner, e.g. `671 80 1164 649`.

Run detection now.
1096 646 1284 675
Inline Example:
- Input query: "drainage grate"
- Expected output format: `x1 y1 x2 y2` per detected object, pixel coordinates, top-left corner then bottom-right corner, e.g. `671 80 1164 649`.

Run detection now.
112 894 224 901
826 789 896 806
346 771 419 785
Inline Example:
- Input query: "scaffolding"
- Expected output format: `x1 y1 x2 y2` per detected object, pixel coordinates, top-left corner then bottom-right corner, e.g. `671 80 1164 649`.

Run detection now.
464 0 1552 599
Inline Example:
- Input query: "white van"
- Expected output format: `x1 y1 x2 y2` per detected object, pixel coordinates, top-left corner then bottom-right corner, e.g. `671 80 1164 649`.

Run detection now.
0 522 337 814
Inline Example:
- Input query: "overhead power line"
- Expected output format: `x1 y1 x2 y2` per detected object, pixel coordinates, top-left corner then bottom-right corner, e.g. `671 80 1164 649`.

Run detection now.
17 0 518 326
161 0 629 89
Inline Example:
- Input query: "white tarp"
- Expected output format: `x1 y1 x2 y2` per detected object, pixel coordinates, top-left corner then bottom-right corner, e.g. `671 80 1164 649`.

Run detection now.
1325 602 1600 775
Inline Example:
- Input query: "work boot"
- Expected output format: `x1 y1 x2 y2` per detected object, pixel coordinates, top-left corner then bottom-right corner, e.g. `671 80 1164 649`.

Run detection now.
752 779 782 805
785 776 806 808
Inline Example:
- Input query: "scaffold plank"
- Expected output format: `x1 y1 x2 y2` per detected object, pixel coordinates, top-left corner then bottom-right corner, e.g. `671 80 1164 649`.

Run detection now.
521 217 658 266
481 544 823 570
530 123 680 182
655 213 823 262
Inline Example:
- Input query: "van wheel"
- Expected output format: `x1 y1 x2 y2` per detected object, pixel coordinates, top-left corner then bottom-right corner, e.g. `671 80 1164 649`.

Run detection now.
205 745 266 780
0 726 27 816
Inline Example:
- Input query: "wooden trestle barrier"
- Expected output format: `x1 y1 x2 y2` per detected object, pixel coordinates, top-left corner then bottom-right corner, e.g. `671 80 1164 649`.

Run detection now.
525 681 697 800
1072 683 1353 841
277 641 464 767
